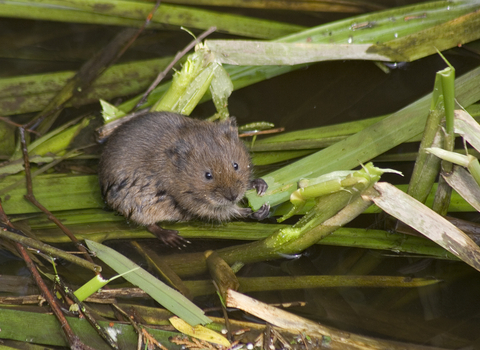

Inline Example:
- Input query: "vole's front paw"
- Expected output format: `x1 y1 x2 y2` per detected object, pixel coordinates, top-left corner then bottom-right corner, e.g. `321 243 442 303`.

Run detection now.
147 224 190 249
250 178 268 196
249 203 270 220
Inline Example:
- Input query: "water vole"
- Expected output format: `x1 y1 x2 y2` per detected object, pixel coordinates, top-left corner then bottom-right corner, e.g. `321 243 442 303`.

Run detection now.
98 112 269 247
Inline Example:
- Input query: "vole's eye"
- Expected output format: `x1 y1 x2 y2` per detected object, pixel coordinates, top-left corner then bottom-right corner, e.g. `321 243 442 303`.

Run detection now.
233 162 239 171
205 172 213 180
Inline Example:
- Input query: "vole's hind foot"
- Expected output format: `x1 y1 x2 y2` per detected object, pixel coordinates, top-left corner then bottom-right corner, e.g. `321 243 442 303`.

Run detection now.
147 224 190 249
250 178 268 196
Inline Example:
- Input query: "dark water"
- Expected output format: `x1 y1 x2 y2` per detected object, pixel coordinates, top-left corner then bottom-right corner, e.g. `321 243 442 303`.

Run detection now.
1 3 480 349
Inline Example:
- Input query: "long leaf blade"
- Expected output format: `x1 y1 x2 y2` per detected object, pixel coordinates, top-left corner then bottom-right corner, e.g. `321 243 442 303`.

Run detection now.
85 239 211 326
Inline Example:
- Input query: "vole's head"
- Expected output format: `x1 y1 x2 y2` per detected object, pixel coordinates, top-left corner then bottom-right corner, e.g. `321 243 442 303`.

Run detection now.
167 118 252 218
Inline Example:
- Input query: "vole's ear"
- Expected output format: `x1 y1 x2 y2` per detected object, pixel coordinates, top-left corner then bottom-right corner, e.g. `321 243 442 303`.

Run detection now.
166 139 192 168
219 117 239 140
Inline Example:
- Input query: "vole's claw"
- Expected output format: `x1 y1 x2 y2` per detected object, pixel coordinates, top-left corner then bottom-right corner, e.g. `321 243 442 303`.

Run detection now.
240 203 270 220
147 224 190 249
250 203 270 220
250 178 268 196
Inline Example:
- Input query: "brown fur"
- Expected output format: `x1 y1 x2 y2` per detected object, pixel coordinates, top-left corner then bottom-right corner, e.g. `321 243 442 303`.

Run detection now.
98 112 268 245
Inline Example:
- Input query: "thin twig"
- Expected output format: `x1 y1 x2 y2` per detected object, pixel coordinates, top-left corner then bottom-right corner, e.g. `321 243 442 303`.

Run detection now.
212 279 233 342
112 304 144 345
133 26 217 111
0 287 149 305
24 2 162 133
110 0 162 68
95 108 150 142
0 222 100 272
112 303 169 350
0 116 40 135
19 127 95 265
0 201 93 350
239 127 285 137
0 295 45 305
25 107 61 131
28 29 144 133
60 278 120 350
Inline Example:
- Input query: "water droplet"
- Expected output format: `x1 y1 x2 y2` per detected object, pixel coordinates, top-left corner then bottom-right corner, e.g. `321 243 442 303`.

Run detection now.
348 36 353 44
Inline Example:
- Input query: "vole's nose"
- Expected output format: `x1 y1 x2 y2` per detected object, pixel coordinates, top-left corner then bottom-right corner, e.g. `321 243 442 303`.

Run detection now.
224 189 239 202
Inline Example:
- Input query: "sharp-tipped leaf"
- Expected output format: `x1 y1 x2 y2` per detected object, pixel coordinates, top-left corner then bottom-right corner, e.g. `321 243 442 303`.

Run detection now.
85 240 211 326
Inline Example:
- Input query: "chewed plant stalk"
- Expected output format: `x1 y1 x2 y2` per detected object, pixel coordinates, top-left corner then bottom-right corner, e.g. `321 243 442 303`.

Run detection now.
214 163 397 265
